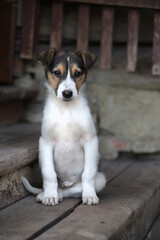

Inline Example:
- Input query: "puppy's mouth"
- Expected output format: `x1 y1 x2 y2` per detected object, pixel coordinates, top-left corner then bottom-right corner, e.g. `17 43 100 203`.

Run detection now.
62 98 73 102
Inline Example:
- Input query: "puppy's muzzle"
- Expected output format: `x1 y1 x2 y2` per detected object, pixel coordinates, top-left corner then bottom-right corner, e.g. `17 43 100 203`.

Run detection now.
62 90 73 101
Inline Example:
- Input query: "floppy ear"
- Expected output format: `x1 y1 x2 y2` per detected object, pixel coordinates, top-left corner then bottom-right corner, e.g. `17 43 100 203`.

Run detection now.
36 48 58 66
77 51 97 70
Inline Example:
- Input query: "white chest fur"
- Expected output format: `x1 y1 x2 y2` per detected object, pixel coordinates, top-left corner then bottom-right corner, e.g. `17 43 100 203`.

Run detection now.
41 94 96 188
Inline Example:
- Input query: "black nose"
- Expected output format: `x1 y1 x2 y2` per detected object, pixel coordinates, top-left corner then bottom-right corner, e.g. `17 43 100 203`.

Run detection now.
62 90 73 99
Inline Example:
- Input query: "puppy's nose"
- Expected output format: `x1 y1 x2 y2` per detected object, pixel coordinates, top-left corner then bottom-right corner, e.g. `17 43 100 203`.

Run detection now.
62 90 73 99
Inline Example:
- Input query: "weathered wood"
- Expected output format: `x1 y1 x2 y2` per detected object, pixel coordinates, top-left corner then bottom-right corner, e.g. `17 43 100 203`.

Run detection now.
77 4 90 51
100 7 114 69
0 163 39 209
21 0 39 59
145 214 160 240
0 2 16 83
126 9 140 72
0 158 133 239
50 2 63 50
37 159 160 240
0 196 80 240
0 100 22 126
0 123 41 177
152 11 160 76
58 0 160 9
13 58 24 77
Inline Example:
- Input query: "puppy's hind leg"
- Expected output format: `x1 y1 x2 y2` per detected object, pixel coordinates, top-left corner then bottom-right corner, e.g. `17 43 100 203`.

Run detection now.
62 183 82 199
95 172 107 193
62 173 106 200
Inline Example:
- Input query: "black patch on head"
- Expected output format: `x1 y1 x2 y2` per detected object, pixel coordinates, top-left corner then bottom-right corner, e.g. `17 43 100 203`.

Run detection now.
37 49 96 81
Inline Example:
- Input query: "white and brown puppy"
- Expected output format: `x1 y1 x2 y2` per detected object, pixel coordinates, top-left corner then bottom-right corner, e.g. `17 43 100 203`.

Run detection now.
22 49 106 206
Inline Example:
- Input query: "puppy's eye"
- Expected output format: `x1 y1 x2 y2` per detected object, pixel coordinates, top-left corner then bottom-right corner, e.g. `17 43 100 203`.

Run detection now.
74 70 81 78
53 70 61 77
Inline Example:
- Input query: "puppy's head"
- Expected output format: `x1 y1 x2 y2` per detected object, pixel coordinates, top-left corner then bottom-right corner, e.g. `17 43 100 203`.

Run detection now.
37 49 96 101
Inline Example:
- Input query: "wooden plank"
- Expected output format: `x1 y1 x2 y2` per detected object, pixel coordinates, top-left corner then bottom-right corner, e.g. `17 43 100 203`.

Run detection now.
77 4 90 51
0 196 80 240
58 0 160 9
100 7 114 70
13 58 24 77
0 129 40 177
0 2 16 83
21 0 39 59
0 158 134 239
50 2 63 50
126 9 140 72
145 214 160 240
37 158 160 240
152 11 160 76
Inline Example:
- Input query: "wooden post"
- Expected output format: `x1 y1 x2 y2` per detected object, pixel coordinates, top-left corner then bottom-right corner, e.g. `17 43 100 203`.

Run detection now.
152 11 160 76
100 7 114 70
50 2 63 50
77 4 90 51
126 9 140 72
21 0 39 59
0 2 16 83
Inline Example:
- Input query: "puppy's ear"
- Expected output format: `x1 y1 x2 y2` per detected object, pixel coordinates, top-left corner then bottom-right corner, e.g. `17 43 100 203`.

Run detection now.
77 51 97 70
36 48 58 66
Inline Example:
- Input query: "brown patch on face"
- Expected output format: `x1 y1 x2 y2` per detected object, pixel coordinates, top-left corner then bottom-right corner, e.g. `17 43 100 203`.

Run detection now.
53 63 65 76
47 72 60 92
70 64 86 91
71 64 81 76
75 73 86 91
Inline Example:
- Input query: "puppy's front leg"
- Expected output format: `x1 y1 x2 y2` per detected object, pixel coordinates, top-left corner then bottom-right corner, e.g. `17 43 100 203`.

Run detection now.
37 136 58 206
82 135 99 205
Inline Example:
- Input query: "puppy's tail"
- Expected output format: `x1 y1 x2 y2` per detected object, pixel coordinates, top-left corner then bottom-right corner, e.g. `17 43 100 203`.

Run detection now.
21 176 42 195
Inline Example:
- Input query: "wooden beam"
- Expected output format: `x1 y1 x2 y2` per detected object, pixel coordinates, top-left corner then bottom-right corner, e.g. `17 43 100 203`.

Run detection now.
50 2 63 50
13 58 24 77
58 0 160 10
126 9 140 72
152 11 160 76
100 7 114 70
21 0 39 59
0 2 16 83
77 4 90 51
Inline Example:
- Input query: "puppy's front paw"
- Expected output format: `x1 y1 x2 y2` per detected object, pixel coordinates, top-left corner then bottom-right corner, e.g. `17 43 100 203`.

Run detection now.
83 195 99 205
36 192 59 206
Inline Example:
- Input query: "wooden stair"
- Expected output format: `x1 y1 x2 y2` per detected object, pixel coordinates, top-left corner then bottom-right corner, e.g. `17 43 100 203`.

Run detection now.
0 123 160 240
0 86 37 126
0 123 40 209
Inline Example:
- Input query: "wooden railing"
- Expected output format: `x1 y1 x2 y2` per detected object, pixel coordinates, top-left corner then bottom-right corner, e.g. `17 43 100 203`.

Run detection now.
20 0 160 75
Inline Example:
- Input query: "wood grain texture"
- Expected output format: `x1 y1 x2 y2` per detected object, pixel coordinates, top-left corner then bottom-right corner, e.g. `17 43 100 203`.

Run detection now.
100 7 114 69
0 197 80 240
0 123 41 176
0 158 134 239
152 11 160 76
21 0 39 59
50 2 64 50
77 4 90 51
126 9 140 72
37 158 160 240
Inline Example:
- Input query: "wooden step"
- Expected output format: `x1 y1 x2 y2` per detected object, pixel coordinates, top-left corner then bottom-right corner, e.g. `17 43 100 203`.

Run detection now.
1 156 160 240
0 86 37 125
145 212 160 240
0 123 41 209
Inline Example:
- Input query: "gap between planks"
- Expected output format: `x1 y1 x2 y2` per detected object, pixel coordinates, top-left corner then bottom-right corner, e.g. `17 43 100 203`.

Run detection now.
0 158 134 240
27 159 134 240
36 158 160 240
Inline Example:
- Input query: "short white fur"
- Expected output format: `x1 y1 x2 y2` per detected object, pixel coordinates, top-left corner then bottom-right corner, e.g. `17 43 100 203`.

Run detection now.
22 53 106 206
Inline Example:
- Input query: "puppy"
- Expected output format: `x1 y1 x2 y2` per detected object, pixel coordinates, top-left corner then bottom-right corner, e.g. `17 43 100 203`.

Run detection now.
22 49 106 206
